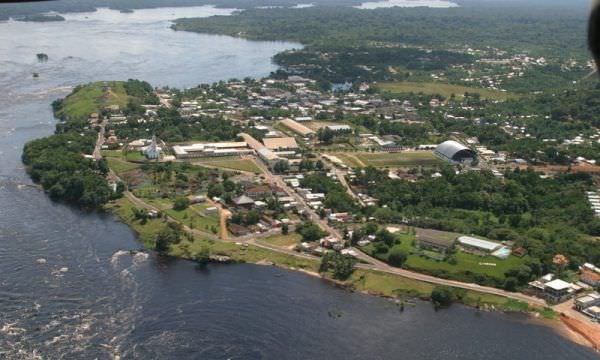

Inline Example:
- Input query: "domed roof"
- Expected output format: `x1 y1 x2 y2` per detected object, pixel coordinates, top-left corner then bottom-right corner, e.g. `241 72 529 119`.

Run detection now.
435 140 476 163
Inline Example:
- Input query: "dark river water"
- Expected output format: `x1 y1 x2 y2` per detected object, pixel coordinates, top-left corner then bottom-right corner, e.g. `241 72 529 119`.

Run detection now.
0 5 598 360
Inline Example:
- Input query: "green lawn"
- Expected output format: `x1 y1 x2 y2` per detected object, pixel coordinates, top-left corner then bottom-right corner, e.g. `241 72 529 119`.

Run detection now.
377 81 516 101
106 157 139 175
355 151 443 168
132 184 161 199
364 233 529 284
165 205 220 233
348 269 529 312
170 237 320 272
56 81 130 120
328 153 365 167
263 233 302 248
144 197 174 210
102 149 123 158
195 158 262 173
124 150 148 162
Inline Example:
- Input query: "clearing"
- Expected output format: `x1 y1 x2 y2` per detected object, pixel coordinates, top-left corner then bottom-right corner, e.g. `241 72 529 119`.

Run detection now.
355 151 442 168
263 233 302 248
193 157 262 173
56 81 131 120
377 81 515 100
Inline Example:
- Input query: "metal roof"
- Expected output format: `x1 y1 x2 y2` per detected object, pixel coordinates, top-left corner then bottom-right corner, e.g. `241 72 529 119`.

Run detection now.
544 279 572 291
435 140 476 162
263 137 299 150
457 236 501 251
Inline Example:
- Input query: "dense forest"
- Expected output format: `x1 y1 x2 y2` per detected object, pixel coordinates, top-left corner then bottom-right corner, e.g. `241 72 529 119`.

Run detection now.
22 131 113 208
173 5 588 60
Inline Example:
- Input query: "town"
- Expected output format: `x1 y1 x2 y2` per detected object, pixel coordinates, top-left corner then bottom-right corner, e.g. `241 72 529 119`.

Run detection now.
54 72 597 340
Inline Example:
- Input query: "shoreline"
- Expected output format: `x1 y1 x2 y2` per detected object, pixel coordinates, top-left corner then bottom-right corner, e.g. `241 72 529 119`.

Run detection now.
256 261 599 352
107 196 597 352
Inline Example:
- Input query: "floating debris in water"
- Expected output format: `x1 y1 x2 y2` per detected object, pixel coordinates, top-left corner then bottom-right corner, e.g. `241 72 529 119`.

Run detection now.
327 309 343 318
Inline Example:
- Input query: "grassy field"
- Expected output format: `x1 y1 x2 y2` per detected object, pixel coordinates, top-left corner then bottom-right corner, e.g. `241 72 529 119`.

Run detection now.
125 151 147 162
377 81 516 101
170 237 320 272
144 197 174 210
355 151 442 168
105 197 166 248
106 157 139 175
165 205 220 234
364 233 529 284
56 81 130 120
348 269 529 312
194 158 262 173
328 153 365 167
102 149 123 158
263 233 302 248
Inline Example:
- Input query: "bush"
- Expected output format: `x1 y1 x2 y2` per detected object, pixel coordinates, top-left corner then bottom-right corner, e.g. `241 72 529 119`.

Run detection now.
155 226 181 253
388 247 407 267
193 246 211 267
320 252 357 280
173 197 189 211
431 286 454 307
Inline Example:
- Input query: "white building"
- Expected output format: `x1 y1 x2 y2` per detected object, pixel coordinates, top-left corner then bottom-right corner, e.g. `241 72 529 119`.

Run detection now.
144 135 161 159
457 236 501 253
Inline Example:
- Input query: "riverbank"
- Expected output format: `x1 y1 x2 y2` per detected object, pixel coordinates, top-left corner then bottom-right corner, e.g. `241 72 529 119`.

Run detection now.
102 196 595 347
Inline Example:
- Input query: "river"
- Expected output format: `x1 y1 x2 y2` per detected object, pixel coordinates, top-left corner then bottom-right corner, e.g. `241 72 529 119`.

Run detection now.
0 5 598 360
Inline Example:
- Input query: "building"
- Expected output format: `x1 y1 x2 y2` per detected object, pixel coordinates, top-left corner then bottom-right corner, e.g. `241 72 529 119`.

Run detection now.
575 292 600 310
280 118 316 137
232 195 255 208
544 279 575 304
580 270 600 287
584 306 600 320
239 133 285 168
257 148 283 168
262 137 299 150
187 195 206 204
172 142 252 159
416 229 456 253
435 140 477 164
457 236 501 253
245 186 273 200
144 135 161 159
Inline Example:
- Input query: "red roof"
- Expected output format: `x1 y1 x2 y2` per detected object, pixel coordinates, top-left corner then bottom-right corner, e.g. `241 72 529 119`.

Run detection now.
246 186 271 193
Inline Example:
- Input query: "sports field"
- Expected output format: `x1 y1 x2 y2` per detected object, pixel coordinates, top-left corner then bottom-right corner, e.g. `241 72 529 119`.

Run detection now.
194 158 262 173
330 151 442 168
377 81 515 100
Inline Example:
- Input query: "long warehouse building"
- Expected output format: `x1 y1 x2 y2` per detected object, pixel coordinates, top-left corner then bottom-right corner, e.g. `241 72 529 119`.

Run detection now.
280 118 316 137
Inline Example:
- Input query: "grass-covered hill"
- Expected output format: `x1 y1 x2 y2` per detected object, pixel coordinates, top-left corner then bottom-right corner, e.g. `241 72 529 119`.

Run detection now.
23 79 157 208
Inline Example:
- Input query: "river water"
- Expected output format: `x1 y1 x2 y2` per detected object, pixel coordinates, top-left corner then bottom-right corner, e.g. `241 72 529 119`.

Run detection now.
0 5 597 360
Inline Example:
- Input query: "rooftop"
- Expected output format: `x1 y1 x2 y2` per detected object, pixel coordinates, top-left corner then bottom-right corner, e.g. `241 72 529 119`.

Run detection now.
263 137 299 150
544 279 572 291
457 236 501 251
